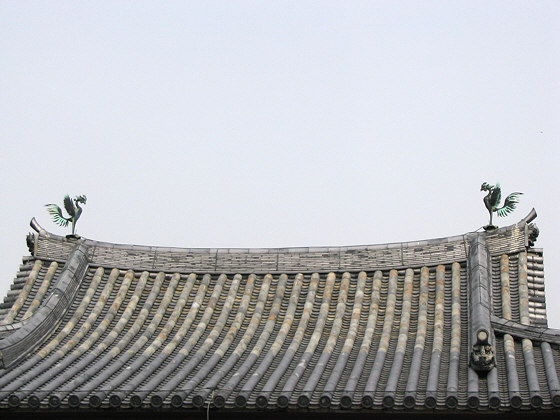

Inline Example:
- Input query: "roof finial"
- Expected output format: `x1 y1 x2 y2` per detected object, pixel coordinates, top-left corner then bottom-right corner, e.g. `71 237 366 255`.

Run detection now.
480 182 522 231
45 194 87 238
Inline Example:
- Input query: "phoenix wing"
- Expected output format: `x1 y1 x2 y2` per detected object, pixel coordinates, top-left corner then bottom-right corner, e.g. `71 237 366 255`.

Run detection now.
63 194 76 218
45 204 70 227
496 192 523 217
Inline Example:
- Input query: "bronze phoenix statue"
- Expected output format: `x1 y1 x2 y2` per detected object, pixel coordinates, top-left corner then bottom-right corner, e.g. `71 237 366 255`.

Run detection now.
45 194 87 236
480 182 522 229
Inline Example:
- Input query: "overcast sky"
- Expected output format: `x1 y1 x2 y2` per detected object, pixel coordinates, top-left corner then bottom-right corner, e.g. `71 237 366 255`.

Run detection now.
1 2 559 325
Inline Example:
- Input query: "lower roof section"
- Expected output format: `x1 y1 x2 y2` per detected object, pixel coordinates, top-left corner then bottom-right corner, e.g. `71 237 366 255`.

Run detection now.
3 408 560 420
4 408 560 420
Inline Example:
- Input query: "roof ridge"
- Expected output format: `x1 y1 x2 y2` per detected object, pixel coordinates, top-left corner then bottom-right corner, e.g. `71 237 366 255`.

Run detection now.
27 212 535 274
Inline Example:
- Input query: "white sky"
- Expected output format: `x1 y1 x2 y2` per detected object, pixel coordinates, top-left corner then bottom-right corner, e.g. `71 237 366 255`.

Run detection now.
1 2 559 324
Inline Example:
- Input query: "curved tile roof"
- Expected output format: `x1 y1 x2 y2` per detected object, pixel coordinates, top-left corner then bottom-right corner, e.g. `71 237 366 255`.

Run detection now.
0 212 558 417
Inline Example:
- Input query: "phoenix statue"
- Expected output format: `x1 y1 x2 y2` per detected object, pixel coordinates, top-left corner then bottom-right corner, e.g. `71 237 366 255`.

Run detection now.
45 194 87 236
480 182 522 229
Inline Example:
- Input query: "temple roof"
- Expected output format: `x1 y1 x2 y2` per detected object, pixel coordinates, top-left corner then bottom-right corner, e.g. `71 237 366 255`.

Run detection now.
0 211 558 418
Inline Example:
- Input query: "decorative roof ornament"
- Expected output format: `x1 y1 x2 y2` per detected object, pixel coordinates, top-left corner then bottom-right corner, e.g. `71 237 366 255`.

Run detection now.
45 194 87 238
480 182 522 231
470 330 496 372
528 223 540 247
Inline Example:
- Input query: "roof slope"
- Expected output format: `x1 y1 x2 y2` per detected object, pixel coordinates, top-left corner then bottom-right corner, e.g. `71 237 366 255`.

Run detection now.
0 213 558 417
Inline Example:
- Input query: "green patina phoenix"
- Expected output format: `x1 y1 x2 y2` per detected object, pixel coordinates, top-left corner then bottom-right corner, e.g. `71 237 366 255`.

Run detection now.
480 182 522 229
45 194 87 236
